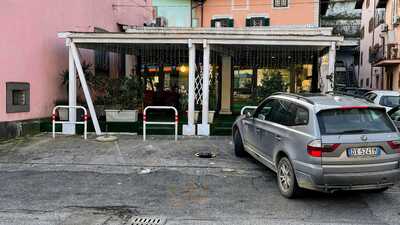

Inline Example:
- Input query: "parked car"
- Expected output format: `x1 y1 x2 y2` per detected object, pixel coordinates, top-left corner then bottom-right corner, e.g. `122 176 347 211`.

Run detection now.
388 105 400 130
233 93 400 198
335 87 372 98
363 90 400 111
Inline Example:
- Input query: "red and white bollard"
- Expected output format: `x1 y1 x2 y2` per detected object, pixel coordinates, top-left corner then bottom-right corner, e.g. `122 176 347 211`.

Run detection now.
143 106 178 141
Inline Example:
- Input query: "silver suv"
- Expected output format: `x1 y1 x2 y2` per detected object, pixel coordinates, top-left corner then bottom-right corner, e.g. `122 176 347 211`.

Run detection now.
233 93 400 198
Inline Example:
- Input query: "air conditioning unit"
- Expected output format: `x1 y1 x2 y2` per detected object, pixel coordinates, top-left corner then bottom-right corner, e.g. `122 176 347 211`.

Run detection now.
381 23 389 32
155 17 167 27
393 16 400 26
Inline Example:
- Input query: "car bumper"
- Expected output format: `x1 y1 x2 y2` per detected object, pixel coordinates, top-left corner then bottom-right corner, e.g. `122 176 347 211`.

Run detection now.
293 160 400 192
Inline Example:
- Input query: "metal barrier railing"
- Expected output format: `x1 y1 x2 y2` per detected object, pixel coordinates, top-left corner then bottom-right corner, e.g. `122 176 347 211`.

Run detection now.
52 105 88 139
240 106 257 115
143 106 178 141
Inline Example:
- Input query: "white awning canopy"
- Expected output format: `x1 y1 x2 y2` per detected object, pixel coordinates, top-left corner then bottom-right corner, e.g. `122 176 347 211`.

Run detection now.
59 26 343 47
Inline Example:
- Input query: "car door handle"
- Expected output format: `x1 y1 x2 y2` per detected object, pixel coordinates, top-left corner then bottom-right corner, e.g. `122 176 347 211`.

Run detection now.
255 128 261 134
275 135 281 141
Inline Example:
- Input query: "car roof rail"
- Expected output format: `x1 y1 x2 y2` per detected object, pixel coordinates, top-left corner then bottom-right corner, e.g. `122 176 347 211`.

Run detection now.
271 92 315 105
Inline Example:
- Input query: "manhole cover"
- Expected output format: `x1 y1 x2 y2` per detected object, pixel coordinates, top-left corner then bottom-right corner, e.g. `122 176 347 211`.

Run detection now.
195 152 216 158
128 216 166 225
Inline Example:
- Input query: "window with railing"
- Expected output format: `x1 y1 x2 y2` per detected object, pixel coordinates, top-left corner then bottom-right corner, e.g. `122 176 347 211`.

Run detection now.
369 43 400 64
375 9 386 28
246 17 270 27
211 18 234 27
331 25 361 38
387 44 400 60
273 0 288 7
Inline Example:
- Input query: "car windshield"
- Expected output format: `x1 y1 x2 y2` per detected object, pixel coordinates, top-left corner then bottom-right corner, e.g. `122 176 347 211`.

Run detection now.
379 96 400 108
317 108 396 135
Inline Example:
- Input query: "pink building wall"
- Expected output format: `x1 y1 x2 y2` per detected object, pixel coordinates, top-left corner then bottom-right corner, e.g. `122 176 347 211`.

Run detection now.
0 0 152 122
197 0 319 27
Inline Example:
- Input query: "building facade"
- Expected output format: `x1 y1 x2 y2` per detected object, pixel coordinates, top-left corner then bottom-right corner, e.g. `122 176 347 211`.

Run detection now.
321 0 361 88
356 0 386 89
369 0 400 90
195 0 320 28
0 0 151 139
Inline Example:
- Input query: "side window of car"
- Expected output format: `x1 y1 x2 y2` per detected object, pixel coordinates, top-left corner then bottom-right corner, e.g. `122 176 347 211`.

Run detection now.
365 93 377 102
291 104 309 126
270 100 293 126
389 108 400 121
253 99 275 121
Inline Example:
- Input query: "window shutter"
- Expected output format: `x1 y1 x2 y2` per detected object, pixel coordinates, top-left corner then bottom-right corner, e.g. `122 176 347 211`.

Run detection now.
211 19 216 27
228 19 234 27
246 18 251 27
264 18 270 26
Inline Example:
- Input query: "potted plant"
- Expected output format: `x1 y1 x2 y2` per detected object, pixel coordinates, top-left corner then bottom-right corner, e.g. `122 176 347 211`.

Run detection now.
104 76 143 122
54 99 69 121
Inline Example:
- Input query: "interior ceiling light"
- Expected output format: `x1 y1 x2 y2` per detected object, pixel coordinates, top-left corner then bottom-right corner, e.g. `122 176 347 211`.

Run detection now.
179 65 187 73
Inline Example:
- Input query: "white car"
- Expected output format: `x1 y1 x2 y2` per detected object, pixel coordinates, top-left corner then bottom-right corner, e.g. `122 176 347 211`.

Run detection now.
363 90 400 111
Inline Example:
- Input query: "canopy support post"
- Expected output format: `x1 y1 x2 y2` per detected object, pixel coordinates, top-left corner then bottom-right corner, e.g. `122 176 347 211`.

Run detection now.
198 39 210 136
183 39 196 135
70 42 102 135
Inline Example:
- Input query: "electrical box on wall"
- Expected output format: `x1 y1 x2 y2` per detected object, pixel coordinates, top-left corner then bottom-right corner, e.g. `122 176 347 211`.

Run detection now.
6 82 30 113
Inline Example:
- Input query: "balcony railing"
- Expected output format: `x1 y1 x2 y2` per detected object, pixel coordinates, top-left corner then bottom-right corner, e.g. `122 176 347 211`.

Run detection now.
370 44 400 64
331 25 361 38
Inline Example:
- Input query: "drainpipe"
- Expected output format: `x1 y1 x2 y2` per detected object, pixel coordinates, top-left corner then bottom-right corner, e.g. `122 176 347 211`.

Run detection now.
190 1 193 28
201 2 204 27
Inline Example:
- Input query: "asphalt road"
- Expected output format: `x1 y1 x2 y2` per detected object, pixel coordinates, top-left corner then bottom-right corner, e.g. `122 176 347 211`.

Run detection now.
0 134 399 225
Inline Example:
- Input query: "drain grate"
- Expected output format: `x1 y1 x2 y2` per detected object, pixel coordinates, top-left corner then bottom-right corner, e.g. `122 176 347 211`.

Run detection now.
128 216 166 225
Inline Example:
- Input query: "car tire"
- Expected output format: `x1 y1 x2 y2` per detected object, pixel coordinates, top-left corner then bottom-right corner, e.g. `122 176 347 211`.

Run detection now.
233 129 247 157
277 157 300 198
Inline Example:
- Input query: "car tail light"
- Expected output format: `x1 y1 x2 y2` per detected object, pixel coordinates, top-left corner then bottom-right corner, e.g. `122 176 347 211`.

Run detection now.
307 139 340 157
387 140 400 152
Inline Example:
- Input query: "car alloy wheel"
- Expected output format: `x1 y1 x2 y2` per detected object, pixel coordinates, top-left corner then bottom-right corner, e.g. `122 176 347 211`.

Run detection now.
278 160 292 192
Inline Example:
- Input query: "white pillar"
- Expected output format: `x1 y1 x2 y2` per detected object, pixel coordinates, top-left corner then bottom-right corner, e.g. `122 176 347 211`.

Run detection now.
70 42 102 136
183 39 196 136
63 45 77 135
198 40 210 136
326 42 336 93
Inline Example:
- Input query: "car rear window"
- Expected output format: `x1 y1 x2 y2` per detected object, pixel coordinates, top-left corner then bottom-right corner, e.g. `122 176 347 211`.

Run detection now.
317 108 396 135
379 96 400 108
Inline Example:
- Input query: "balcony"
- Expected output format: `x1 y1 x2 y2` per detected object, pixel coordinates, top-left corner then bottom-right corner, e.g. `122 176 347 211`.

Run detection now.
370 44 400 66
331 25 361 38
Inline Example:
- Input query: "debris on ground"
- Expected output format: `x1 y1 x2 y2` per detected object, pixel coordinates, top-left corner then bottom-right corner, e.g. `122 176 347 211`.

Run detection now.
138 168 152 175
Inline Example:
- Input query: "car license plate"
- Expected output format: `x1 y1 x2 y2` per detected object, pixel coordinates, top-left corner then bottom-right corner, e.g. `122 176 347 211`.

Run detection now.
347 147 380 157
